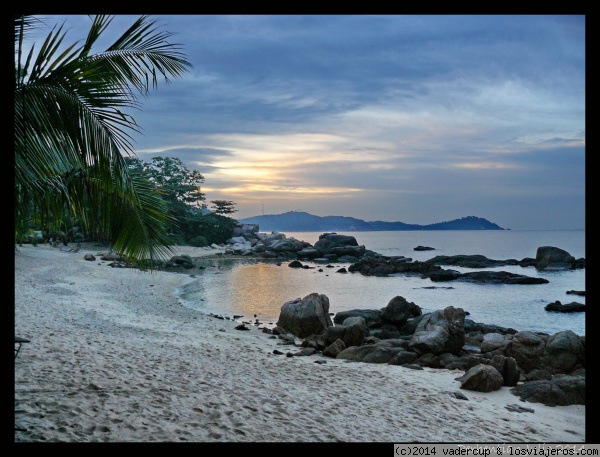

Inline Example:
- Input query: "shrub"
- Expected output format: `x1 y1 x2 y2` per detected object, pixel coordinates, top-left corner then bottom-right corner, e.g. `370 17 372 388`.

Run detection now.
189 235 209 247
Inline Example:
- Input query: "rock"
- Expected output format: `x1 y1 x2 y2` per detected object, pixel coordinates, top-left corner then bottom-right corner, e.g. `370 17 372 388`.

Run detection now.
387 350 418 365
457 364 504 392
542 330 584 374
313 233 360 256
414 246 435 251
431 270 549 284
410 306 465 355
333 309 382 328
535 246 577 270
323 339 347 358
510 375 585 406
480 332 510 353
425 254 508 268
409 326 450 355
504 331 546 373
544 301 585 313
276 293 333 338
489 354 521 386
505 404 534 413
381 296 422 328
443 391 469 400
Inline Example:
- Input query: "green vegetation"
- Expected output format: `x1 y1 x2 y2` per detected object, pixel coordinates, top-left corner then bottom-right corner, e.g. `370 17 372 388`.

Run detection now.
15 15 192 264
125 156 238 247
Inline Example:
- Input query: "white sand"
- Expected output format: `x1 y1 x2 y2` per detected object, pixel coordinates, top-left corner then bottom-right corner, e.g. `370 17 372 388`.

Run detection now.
14 243 586 443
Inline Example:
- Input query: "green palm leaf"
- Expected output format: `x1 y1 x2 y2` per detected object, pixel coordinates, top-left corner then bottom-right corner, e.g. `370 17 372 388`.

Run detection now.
15 14 193 264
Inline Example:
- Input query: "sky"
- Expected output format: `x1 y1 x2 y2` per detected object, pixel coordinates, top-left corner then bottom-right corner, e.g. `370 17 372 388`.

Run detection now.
30 14 585 230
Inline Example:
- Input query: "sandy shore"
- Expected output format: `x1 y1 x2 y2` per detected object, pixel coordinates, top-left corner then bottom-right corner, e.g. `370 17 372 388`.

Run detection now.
14 243 586 443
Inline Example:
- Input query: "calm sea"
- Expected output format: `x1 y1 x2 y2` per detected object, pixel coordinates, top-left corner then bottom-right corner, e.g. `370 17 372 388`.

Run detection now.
177 230 586 336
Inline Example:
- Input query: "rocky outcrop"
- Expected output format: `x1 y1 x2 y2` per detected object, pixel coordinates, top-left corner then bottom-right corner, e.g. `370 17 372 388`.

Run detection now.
348 257 441 277
268 291 585 405
425 254 512 268
429 270 549 284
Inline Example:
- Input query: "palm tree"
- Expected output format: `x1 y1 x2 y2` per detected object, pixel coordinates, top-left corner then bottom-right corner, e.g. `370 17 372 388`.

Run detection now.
15 14 193 264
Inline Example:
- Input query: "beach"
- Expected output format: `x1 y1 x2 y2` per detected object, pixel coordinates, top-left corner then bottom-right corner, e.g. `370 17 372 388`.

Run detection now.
14 243 586 443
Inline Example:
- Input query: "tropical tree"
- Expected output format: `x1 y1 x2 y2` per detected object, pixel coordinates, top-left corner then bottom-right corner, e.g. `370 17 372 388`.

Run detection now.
210 200 238 216
127 156 206 208
124 156 237 246
15 14 193 264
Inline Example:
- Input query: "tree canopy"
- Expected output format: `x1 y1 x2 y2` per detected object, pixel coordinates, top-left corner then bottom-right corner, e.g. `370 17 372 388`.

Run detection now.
210 200 238 216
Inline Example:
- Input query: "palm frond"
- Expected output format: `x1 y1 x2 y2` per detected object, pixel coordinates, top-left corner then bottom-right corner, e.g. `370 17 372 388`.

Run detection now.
15 14 193 263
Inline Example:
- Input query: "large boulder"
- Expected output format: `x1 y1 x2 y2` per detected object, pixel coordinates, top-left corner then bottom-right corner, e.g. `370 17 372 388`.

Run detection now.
276 293 333 338
323 339 347 358
535 246 576 270
489 354 521 386
409 326 450 355
504 331 546 373
457 364 504 392
333 309 382 328
410 306 466 354
381 296 422 328
480 332 510 354
542 330 585 374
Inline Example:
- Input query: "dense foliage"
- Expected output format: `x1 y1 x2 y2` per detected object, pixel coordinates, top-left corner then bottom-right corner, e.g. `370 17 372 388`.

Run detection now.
125 156 238 246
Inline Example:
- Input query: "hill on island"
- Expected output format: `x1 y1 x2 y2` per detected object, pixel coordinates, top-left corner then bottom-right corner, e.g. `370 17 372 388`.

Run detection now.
238 211 505 232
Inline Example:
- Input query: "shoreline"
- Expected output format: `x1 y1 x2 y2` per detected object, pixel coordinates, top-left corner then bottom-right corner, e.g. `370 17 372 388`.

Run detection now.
14 243 586 442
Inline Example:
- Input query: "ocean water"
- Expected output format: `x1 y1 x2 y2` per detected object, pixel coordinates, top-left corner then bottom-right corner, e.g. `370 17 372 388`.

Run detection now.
177 230 586 336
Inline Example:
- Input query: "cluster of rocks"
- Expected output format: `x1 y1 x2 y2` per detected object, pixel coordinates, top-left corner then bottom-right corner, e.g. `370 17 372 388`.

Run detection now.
348 246 584 285
267 293 585 407
223 224 375 263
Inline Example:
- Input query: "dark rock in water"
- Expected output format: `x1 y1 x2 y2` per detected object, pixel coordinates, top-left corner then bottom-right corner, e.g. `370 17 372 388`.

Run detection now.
349 256 443 277
430 270 549 284
566 290 585 296
235 324 250 331
544 301 585 313
535 246 580 270
425 254 508 268
414 245 435 251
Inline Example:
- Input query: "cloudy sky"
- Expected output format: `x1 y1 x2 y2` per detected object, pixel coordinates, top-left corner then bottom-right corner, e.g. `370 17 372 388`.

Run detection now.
34 14 585 230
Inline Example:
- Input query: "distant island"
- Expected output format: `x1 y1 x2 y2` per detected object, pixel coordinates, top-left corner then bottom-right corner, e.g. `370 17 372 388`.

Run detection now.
238 211 505 232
